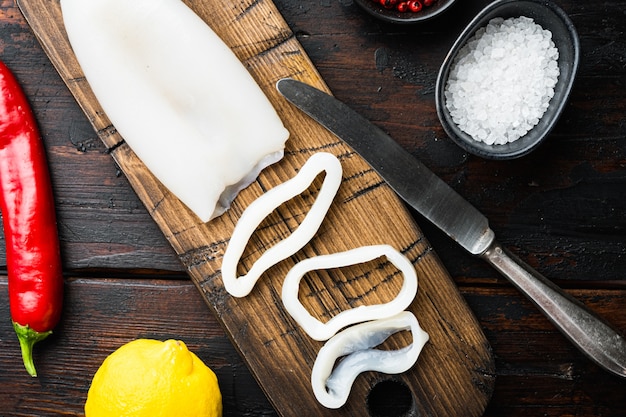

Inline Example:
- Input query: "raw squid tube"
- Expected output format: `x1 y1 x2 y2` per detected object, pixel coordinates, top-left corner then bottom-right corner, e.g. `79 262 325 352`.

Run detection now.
282 245 419 341
311 311 429 409
222 152 343 297
60 0 289 222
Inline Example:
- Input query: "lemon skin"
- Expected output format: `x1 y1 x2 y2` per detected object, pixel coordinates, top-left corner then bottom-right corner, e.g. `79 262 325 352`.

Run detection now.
85 339 222 417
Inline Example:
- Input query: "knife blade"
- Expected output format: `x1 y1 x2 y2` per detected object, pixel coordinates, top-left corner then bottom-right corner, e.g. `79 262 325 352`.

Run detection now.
276 78 626 378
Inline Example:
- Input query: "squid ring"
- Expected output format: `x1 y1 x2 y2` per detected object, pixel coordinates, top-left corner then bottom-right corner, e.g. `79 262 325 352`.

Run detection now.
221 152 342 297
311 311 429 409
282 244 418 341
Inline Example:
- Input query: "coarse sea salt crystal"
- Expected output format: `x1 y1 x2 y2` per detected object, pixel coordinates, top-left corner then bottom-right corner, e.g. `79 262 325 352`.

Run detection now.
445 16 560 146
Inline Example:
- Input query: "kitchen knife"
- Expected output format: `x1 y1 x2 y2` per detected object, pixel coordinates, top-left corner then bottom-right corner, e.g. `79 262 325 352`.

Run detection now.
276 78 626 378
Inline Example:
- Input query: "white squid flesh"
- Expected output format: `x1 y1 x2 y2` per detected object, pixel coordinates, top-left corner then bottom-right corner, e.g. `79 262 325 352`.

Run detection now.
311 311 429 409
222 152 342 297
282 244 419 341
61 0 289 222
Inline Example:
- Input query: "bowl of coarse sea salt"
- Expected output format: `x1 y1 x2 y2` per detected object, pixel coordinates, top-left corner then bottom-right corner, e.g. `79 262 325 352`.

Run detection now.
435 0 580 159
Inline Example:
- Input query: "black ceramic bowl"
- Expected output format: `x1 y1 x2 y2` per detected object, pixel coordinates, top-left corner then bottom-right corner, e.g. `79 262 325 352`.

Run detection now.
354 0 456 24
435 0 580 159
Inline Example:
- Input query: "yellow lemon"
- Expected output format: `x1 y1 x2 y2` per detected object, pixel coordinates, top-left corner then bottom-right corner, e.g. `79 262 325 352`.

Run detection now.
85 339 222 417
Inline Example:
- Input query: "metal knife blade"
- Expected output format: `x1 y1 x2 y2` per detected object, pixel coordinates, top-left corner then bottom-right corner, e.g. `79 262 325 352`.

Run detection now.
277 78 493 256
276 78 626 378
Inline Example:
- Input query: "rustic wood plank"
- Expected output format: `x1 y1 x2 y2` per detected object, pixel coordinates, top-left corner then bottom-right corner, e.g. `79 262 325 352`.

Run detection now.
2 277 625 416
0 0 624 415
465 287 626 417
0 1 182 271
276 0 626 286
15 1 494 416
0 277 275 417
2 0 623 282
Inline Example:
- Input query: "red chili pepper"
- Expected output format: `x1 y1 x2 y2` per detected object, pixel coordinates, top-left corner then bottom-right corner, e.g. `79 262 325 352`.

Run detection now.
0 60 63 377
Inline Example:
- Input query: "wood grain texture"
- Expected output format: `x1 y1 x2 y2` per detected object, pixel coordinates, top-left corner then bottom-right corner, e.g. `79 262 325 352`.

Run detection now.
0 277 274 416
278 0 626 286
2 277 624 416
16 0 494 416
1 0 625 415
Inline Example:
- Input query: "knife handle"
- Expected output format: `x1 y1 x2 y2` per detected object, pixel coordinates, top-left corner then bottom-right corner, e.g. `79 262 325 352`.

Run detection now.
481 240 626 378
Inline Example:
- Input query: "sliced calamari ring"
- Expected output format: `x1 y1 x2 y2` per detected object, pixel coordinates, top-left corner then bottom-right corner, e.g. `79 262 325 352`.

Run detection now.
311 311 429 409
222 152 342 297
282 244 418 341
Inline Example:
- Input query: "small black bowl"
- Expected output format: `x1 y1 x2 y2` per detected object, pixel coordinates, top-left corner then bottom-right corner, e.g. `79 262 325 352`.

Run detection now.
435 0 580 159
354 0 456 24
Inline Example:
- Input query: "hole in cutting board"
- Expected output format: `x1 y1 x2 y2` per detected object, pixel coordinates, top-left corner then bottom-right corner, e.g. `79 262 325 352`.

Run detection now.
367 379 415 417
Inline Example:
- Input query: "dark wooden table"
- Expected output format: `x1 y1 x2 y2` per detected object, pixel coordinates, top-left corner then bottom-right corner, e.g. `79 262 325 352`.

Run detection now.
1 0 625 415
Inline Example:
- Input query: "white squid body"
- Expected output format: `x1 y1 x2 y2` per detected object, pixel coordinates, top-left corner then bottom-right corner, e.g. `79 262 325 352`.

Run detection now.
60 0 289 222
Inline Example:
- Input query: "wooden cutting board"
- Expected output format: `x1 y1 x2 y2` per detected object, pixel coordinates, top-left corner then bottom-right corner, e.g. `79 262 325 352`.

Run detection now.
17 1 495 415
